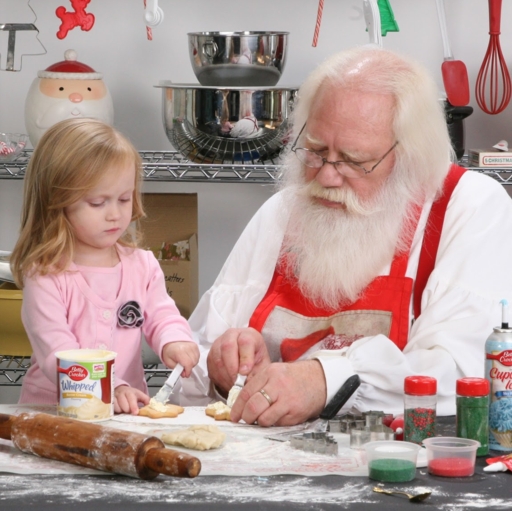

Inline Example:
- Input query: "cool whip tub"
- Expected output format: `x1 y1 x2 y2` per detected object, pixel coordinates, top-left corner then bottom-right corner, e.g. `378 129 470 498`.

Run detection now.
56 349 116 422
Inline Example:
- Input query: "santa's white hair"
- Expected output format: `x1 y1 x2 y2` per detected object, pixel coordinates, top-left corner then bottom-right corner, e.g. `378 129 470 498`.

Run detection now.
277 46 455 309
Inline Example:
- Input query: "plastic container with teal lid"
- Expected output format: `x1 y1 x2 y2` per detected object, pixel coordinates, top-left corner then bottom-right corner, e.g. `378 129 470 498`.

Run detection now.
485 299 512 452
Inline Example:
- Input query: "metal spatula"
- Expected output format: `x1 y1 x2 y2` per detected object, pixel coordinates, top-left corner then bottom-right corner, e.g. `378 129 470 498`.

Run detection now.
152 363 183 405
227 374 246 408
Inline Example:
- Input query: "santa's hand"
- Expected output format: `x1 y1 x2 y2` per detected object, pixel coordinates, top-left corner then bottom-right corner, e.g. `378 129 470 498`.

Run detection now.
230 359 326 427
207 327 270 397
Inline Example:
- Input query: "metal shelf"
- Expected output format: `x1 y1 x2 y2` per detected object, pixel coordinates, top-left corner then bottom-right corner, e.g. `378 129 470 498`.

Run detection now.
0 355 171 388
1 150 512 185
0 150 281 184
1 152 511 389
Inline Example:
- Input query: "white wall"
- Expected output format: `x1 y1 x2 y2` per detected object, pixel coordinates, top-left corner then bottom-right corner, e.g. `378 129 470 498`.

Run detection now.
2 0 512 294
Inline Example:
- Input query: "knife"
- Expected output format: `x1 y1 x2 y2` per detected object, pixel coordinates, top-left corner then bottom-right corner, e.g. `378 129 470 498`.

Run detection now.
151 363 184 405
266 374 361 442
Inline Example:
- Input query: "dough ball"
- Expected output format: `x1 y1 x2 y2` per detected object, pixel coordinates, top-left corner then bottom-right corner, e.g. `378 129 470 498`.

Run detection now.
161 425 226 450
138 403 184 419
205 401 231 421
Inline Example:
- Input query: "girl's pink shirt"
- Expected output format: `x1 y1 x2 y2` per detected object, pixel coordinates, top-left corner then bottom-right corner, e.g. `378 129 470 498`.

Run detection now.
18 245 195 404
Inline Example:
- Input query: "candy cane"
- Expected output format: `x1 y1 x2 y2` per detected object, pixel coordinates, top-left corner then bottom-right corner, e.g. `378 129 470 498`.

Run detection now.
312 0 324 47
144 0 153 40
0 142 15 156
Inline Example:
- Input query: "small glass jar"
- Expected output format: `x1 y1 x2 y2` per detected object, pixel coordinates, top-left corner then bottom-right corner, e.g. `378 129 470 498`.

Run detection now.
456 377 490 456
403 375 437 444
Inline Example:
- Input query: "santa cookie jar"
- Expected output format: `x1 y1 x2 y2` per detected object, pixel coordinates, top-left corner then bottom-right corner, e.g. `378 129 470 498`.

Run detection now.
24 49 114 147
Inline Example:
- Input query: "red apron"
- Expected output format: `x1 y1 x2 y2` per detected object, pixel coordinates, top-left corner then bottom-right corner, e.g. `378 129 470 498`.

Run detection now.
248 165 466 363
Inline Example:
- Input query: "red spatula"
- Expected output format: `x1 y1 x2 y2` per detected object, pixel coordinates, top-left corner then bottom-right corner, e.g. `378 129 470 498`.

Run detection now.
435 0 470 106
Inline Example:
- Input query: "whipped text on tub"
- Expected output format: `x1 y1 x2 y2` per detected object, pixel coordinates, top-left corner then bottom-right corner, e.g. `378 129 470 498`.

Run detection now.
61 380 98 392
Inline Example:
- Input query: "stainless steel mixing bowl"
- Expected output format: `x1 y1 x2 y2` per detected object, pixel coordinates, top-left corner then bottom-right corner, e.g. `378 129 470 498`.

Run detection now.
157 82 297 164
188 31 289 87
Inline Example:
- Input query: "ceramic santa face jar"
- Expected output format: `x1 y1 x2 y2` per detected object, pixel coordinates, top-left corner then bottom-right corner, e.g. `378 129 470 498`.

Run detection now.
24 49 114 147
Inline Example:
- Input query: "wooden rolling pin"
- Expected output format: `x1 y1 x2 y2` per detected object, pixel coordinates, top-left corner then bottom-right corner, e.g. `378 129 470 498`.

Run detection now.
0 412 201 479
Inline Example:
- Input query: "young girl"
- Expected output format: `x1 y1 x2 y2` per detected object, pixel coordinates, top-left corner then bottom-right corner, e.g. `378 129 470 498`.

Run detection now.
10 118 199 415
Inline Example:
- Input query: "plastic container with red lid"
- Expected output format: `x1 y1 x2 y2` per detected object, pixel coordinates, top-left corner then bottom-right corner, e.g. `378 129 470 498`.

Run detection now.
403 376 437 444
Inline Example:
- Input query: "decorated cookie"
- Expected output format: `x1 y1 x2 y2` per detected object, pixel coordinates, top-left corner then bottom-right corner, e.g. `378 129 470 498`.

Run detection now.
138 403 184 419
205 401 231 421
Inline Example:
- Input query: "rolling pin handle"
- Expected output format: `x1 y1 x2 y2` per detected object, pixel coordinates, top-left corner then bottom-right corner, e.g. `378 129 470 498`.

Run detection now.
0 413 15 440
144 447 201 479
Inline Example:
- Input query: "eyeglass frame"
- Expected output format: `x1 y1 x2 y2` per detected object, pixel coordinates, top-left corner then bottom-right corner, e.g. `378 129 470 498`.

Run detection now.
290 122 399 178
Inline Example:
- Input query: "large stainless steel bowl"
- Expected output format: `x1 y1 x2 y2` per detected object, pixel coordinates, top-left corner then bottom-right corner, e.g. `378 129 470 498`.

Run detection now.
188 31 289 87
157 82 297 164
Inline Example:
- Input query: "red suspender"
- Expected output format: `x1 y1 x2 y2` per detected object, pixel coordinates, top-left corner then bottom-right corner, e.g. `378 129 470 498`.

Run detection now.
413 164 467 319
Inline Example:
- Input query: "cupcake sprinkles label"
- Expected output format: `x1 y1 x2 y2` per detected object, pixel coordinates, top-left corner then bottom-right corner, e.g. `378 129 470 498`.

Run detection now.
486 345 512 451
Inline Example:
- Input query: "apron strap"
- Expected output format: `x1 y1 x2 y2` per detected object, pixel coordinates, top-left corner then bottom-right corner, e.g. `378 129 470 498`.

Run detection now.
413 164 467 319
389 203 423 278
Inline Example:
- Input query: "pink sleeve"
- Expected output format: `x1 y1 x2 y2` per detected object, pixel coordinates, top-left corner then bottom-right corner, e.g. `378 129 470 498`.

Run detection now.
21 273 81 386
141 251 195 359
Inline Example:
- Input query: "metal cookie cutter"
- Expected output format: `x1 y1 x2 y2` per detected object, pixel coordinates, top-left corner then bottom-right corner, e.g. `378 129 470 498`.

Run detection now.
350 412 395 449
0 23 46 71
290 431 338 456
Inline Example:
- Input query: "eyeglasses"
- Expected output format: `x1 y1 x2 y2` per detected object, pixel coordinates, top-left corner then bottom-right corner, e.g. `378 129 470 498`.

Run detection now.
290 123 399 179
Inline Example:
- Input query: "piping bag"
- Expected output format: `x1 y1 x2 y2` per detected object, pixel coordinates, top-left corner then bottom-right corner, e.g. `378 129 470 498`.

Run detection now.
484 453 512 473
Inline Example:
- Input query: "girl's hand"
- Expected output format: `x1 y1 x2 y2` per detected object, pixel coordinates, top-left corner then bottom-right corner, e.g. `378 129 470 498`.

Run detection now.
114 385 149 415
162 341 200 377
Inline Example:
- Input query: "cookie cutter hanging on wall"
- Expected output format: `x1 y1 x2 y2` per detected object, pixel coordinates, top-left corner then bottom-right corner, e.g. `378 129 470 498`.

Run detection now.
0 0 46 71
0 23 46 71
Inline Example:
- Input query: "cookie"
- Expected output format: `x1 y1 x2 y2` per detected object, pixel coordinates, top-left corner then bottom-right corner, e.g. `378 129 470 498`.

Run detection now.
205 401 231 421
138 403 184 419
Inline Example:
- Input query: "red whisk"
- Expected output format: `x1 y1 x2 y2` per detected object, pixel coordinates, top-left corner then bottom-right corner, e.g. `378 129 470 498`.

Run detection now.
475 0 511 115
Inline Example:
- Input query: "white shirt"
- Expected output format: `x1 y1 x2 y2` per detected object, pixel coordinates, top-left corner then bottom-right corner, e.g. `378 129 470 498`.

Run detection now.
180 172 512 416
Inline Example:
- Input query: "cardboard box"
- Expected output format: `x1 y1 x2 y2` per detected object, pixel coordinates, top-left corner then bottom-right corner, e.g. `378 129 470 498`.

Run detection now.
140 193 198 318
0 282 32 357
468 149 512 168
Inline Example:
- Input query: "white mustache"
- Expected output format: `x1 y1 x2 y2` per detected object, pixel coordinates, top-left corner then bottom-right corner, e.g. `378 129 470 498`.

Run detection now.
302 180 381 216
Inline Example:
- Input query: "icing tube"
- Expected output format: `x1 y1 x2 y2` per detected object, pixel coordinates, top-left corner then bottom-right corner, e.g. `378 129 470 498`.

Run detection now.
484 453 512 473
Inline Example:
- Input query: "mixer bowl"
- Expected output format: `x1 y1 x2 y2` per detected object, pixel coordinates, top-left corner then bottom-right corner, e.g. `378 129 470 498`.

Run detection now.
188 31 289 87
157 82 297 164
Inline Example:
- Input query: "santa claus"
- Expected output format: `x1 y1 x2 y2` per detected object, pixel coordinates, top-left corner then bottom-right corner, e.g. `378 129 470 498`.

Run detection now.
24 49 113 147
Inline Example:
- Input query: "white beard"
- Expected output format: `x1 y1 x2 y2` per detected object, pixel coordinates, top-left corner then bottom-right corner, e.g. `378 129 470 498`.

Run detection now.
279 168 416 310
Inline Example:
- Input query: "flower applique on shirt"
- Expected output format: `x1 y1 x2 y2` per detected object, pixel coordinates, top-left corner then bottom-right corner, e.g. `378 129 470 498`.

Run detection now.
117 301 144 328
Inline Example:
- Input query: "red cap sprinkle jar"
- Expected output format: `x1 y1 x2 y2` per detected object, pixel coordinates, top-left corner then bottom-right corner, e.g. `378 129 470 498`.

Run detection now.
456 377 490 456
404 376 437 444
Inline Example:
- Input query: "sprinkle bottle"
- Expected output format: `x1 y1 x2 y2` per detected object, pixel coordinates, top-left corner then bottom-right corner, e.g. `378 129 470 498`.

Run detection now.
456 377 490 456
403 376 437 444
485 299 512 452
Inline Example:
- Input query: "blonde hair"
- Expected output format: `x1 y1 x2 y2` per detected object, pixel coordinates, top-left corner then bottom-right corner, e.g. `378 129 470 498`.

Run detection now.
10 118 144 287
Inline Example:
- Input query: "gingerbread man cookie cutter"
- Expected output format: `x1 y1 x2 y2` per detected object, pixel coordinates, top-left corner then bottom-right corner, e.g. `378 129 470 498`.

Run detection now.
56 0 95 40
